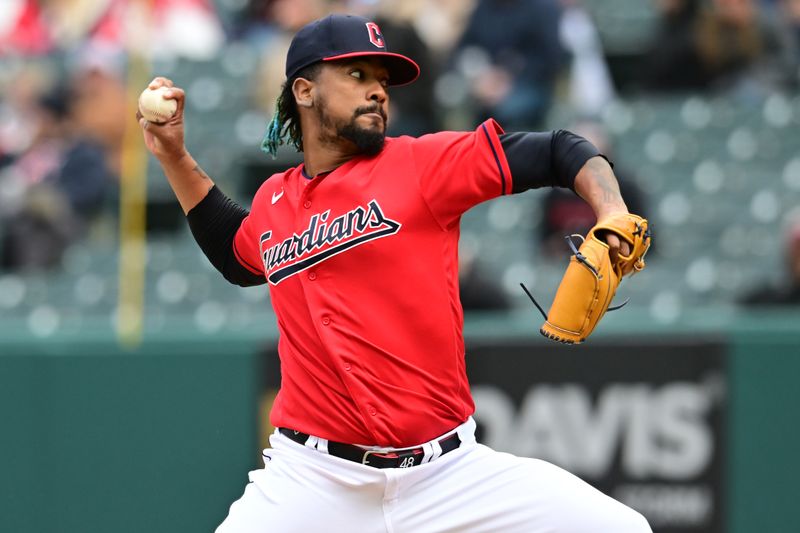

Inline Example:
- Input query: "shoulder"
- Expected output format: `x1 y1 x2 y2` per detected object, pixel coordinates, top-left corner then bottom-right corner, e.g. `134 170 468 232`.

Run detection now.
406 119 505 147
246 165 299 215
386 118 505 151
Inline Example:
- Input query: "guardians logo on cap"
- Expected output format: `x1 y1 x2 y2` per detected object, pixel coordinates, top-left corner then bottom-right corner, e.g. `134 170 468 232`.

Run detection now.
285 14 420 86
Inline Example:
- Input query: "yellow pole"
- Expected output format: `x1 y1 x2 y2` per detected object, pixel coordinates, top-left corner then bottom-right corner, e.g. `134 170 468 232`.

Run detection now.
117 0 152 347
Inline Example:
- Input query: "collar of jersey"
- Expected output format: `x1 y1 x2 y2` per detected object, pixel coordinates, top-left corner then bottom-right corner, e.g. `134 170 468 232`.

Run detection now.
300 164 331 180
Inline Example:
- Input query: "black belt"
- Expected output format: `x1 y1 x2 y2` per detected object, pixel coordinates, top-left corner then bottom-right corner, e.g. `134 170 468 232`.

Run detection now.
278 428 461 469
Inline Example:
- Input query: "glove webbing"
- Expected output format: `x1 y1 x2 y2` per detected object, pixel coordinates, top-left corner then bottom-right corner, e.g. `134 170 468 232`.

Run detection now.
521 236 629 322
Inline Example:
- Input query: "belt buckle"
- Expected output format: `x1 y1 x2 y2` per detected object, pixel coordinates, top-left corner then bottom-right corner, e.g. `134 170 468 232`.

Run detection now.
361 450 378 465
361 449 384 466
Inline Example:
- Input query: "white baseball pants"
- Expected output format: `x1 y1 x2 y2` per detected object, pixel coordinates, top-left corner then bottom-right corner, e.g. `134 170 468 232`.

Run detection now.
216 418 651 533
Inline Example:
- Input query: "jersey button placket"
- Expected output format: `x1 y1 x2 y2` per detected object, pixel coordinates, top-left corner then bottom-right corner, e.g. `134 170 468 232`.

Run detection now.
303 200 312 209
321 316 331 326
308 271 317 281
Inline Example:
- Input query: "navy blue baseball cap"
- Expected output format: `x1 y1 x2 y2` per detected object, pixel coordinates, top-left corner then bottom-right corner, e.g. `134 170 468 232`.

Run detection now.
285 14 420 86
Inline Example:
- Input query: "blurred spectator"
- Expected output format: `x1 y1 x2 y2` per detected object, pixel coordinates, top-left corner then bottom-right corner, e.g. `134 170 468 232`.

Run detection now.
90 0 225 61
236 0 325 48
0 84 116 271
643 0 780 92
243 0 327 116
1 0 224 60
0 62 55 167
404 0 477 64
766 0 800 87
448 0 566 130
537 120 649 259
559 0 616 117
0 0 53 55
67 45 128 176
738 221 800 306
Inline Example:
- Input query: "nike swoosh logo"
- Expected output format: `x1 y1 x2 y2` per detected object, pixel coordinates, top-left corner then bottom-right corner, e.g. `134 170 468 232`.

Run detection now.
271 189 284 204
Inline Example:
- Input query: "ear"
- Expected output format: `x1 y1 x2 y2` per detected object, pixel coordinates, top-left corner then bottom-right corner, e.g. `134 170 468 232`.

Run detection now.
292 77 314 108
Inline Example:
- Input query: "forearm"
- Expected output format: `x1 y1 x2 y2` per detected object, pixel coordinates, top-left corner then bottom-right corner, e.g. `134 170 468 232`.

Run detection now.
137 77 210 212
157 150 216 214
573 156 628 220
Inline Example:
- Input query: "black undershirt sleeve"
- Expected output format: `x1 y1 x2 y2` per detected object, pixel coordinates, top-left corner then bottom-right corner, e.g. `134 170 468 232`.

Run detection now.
186 186 266 287
500 130 609 194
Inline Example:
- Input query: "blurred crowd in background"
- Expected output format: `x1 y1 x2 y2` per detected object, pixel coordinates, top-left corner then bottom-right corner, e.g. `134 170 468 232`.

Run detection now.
2 0 800 321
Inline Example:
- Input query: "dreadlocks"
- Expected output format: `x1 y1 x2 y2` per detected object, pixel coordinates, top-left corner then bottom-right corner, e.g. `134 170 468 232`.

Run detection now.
261 63 323 158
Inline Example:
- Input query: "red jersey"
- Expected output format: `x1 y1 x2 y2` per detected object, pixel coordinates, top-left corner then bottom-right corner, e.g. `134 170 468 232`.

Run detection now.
233 119 512 447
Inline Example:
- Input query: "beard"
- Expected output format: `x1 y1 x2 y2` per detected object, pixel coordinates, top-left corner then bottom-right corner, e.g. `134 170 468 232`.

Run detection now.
316 98 386 156
337 121 385 156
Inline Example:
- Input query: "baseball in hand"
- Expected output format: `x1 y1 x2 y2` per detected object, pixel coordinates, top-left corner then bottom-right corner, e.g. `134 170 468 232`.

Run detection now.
138 86 178 123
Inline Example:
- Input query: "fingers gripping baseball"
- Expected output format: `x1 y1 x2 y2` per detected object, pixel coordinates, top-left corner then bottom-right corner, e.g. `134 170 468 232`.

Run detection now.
137 77 187 161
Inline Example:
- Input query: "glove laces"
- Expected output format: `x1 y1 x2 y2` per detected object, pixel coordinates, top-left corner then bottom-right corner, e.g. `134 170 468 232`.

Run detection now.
521 235 629 321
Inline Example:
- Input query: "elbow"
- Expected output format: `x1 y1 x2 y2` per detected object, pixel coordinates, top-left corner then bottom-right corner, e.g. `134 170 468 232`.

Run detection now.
220 261 266 287
227 276 265 288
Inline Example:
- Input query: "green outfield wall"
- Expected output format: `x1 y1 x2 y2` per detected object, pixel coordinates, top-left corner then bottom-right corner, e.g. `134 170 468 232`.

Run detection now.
0 331 264 533
728 330 800 533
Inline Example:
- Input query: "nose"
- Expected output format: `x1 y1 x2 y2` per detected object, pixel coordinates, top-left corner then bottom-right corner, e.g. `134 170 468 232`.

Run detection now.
367 82 387 104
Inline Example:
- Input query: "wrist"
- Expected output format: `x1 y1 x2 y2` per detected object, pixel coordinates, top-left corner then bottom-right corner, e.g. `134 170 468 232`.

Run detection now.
595 204 629 221
157 147 190 167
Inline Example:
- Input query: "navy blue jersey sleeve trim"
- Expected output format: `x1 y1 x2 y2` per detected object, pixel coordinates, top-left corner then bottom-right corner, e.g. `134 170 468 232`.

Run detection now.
500 130 607 193
481 123 508 196
186 186 266 287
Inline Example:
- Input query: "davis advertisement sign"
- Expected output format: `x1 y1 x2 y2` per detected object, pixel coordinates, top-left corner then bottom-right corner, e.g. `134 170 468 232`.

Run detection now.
466 339 726 533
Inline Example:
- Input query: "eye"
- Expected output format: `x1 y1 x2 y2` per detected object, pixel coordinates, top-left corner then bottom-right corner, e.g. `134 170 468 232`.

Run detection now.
349 69 363 80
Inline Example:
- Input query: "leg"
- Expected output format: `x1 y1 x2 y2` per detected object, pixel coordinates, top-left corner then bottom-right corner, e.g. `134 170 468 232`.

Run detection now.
215 479 273 533
390 443 651 533
216 434 389 533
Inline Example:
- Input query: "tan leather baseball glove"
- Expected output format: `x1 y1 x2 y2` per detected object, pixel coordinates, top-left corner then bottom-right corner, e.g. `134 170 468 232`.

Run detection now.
526 213 651 345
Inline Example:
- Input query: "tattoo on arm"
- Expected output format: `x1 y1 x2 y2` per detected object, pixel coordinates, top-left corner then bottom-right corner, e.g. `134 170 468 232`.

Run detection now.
192 165 211 181
587 158 621 205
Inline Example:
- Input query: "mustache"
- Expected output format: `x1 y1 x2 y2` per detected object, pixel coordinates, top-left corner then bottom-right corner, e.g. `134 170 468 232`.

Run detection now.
353 104 387 122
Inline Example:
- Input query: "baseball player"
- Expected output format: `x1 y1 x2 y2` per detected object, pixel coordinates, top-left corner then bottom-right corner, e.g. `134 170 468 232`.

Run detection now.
139 14 652 533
